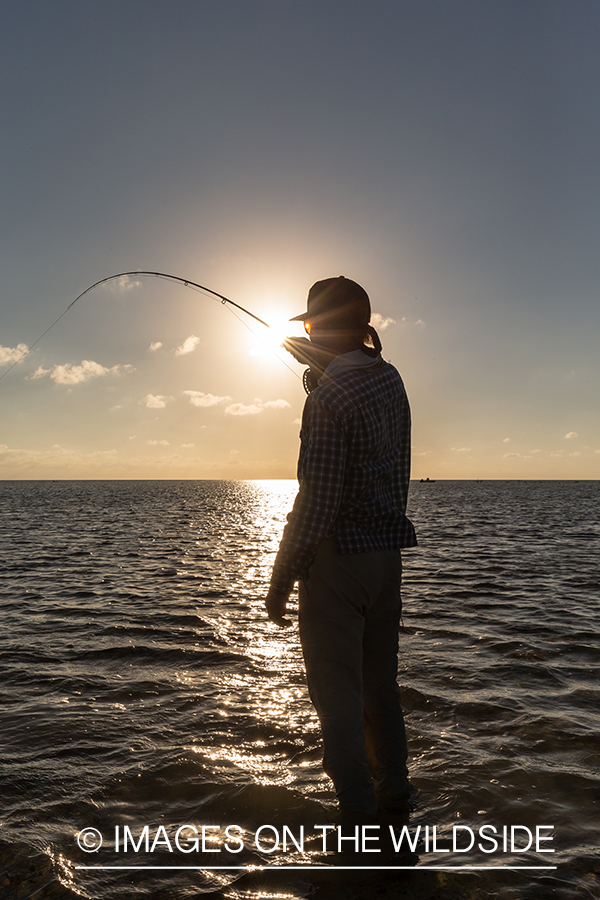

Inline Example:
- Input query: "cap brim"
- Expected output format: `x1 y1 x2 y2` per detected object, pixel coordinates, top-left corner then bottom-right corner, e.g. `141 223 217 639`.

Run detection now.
289 311 308 322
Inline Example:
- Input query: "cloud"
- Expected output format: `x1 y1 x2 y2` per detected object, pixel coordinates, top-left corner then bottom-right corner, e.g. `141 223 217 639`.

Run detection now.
0 443 120 472
183 392 290 415
148 439 169 446
0 343 29 366
451 447 471 452
564 432 578 439
504 452 532 459
175 335 201 356
184 391 231 407
225 402 263 416
0 442 216 479
263 399 291 410
502 437 511 443
104 274 142 292
149 341 162 352
371 313 396 331
31 360 134 385
0 442 292 479
180 443 195 448
143 393 168 408
371 313 425 329
225 398 290 416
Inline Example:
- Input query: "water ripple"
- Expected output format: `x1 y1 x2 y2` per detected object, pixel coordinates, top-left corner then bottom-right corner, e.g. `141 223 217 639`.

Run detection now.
0 479 598 899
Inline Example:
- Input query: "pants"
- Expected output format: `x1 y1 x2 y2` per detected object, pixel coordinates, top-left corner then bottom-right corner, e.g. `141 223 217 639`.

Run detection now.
298 537 409 817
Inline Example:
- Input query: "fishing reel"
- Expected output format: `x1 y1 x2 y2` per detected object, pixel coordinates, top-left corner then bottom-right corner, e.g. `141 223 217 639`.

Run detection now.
302 368 321 394
282 336 335 395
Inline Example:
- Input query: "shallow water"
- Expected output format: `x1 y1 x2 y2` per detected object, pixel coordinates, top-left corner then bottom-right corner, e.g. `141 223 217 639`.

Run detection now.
0 479 598 899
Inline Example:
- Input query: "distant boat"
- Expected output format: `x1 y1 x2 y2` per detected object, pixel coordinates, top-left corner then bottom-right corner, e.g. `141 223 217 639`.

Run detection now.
419 477 436 483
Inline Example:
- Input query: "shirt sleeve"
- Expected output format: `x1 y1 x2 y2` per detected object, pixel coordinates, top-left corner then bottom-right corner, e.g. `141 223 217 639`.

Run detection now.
268 395 347 596
395 392 412 514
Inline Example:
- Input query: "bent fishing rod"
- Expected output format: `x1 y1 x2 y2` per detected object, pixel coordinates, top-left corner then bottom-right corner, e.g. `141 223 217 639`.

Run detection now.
75 271 271 327
0 270 287 382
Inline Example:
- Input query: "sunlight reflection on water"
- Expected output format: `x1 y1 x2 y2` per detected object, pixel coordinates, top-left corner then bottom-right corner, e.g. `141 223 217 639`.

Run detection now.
0 479 598 899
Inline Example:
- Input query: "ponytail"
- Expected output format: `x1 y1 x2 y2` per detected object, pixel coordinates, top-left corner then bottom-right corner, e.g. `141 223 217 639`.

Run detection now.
364 324 382 355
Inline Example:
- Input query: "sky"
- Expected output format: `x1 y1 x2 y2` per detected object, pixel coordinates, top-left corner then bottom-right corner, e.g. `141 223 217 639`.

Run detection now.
1 0 599 480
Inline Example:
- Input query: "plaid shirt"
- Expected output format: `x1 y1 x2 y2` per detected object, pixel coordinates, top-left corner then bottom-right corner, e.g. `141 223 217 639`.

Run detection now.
269 355 417 596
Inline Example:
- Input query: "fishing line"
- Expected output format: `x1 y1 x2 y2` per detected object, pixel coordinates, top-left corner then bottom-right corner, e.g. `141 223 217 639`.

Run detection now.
221 303 301 381
0 270 301 383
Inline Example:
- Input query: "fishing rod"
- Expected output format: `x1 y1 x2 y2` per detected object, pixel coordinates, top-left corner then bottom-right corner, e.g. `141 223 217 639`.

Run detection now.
75 271 271 327
0 270 302 383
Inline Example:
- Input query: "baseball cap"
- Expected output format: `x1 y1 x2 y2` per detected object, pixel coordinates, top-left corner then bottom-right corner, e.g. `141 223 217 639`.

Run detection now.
290 276 371 328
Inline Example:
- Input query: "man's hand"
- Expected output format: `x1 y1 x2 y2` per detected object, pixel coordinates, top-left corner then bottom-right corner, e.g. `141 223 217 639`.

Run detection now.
281 336 335 375
265 588 292 628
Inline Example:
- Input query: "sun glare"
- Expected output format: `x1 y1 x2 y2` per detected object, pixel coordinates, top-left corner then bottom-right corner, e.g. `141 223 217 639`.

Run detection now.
247 312 302 363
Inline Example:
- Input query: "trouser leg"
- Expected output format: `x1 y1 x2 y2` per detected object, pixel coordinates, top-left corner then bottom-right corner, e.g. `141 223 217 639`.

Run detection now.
298 539 408 816
362 553 409 799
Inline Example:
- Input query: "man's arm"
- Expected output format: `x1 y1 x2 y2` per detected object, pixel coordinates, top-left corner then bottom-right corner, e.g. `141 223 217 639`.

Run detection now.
265 396 347 625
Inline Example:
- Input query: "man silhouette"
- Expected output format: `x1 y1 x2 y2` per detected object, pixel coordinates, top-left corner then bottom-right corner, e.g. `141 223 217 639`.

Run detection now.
265 276 417 821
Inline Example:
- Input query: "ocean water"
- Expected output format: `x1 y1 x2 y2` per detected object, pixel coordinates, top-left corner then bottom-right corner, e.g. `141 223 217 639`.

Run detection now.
0 479 598 900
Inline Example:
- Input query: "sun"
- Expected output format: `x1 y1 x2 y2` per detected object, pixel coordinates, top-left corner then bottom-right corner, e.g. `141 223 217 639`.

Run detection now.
247 312 302 363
